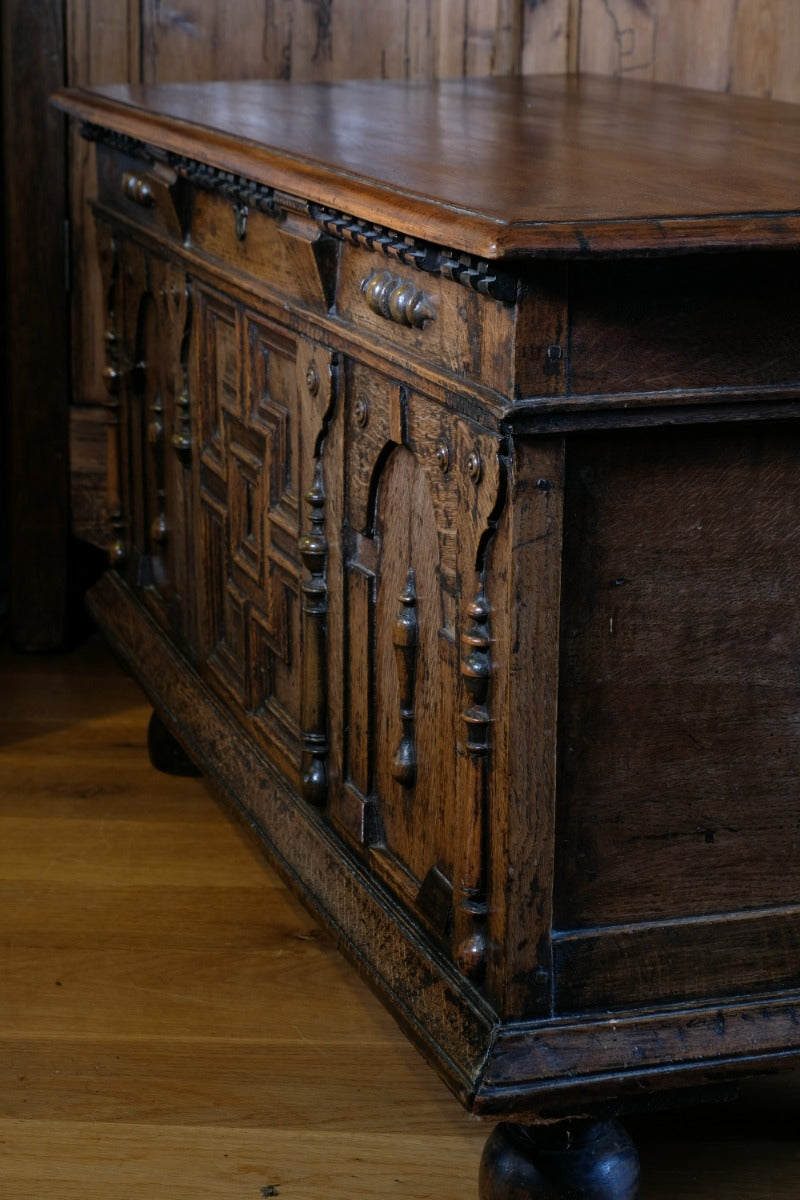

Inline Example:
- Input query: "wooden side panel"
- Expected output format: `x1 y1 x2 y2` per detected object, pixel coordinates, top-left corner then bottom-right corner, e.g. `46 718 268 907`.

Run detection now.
485 436 565 1019
555 424 800 930
554 908 800 1013
107 237 191 642
566 254 800 398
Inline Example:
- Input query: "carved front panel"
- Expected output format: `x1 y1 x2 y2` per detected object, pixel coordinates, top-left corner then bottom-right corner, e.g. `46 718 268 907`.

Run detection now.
99 226 192 639
333 359 504 967
193 287 333 781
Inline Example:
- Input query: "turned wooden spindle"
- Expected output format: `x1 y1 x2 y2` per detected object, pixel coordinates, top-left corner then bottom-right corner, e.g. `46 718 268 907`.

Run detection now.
298 463 329 806
391 567 419 787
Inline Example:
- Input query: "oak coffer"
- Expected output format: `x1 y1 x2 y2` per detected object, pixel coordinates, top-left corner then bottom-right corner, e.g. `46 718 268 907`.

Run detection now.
53 74 800 1198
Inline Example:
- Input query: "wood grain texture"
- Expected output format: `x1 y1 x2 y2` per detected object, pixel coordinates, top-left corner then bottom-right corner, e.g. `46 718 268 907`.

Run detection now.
64 0 548 448
48 54 800 1195
6 635 800 1197
60 0 800 557
62 74 800 1133
555 424 800 930
67 0 140 417
576 0 800 102
0 633 486 1198
53 75 800 259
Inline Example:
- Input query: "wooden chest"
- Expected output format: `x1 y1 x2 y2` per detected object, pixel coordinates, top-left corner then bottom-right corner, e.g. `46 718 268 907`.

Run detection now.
53 74 800 1197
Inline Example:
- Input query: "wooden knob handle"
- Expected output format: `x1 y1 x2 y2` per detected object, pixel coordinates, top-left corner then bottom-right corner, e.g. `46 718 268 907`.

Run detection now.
361 270 434 329
123 172 154 207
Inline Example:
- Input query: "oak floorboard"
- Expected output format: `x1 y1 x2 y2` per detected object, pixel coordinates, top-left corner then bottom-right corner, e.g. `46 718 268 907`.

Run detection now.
2 632 800 1197
0 1120 485 1200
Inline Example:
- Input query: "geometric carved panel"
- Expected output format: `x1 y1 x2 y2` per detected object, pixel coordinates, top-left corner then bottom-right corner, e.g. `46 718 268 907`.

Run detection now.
196 285 238 478
194 292 320 780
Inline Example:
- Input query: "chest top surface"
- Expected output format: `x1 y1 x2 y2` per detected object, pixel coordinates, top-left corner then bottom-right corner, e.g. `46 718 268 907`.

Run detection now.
54 73 800 260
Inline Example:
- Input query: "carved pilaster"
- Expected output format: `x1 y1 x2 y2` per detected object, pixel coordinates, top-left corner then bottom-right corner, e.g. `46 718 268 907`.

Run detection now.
148 387 167 554
455 588 491 981
98 229 127 567
171 280 193 465
391 568 419 787
298 463 329 806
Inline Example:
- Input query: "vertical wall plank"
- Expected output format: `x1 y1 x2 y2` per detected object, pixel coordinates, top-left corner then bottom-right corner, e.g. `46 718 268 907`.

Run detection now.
3 0 69 647
520 0 572 76
729 0 800 102
435 0 516 78
139 0 440 84
67 0 140 411
141 0 269 83
576 0 661 79
68 0 140 84
575 0 800 101
577 0 739 90
324 0 435 81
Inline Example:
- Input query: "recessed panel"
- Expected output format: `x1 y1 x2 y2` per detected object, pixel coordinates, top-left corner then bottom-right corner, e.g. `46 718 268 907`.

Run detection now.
555 423 800 929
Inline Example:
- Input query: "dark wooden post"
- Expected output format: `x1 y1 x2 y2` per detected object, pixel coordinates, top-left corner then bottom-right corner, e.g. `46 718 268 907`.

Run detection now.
2 0 70 649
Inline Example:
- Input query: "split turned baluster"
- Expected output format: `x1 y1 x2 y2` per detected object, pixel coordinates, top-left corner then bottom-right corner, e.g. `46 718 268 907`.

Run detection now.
171 280 193 466
391 567 419 787
99 229 127 567
455 588 491 981
298 462 329 806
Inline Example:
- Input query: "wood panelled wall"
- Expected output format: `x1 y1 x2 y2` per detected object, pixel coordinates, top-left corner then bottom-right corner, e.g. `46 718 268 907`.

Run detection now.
65 0 800 544
65 0 800 94
575 0 800 97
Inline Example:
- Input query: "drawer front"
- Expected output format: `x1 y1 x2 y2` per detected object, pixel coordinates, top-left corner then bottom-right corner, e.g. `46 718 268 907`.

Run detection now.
188 188 334 312
335 243 517 394
97 146 184 241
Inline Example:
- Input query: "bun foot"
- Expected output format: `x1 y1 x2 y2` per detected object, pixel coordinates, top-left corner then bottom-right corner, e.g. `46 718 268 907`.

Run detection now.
479 1118 640 1200
147 711 201 777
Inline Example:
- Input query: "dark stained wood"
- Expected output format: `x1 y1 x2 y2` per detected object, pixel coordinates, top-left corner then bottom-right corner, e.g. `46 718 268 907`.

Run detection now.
566 253 800 395
480 1119 641 1200
52 75 800 1199
68 404 109 547
3 0 69 648
556 424 800 927
147 709 201 776
53 74 800 258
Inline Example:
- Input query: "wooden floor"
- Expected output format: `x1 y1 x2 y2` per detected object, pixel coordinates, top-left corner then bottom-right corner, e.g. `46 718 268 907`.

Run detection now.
3 631 800 1198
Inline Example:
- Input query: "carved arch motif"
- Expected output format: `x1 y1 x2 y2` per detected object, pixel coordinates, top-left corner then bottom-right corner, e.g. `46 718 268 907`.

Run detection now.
337 362 505 959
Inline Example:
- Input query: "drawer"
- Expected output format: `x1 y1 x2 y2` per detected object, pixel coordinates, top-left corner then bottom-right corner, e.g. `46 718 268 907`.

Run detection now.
335 243 517 394
96 146 184 241
188 187 334 313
